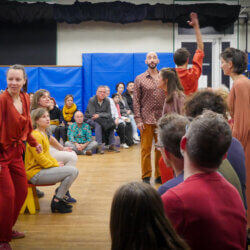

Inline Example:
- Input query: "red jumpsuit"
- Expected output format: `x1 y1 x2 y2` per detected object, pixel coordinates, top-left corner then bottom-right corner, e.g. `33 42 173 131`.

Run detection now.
0 90 37 242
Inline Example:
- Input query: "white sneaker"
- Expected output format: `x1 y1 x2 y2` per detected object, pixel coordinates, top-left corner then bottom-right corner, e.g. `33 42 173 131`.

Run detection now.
133 134 140 141
121 143 129 149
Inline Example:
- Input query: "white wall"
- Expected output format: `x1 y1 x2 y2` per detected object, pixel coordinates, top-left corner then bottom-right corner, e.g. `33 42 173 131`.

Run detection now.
56 0 250 65
57 21 173 65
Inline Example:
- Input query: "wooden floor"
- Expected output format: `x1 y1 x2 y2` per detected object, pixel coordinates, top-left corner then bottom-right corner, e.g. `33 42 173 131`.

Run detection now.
12 144 160 250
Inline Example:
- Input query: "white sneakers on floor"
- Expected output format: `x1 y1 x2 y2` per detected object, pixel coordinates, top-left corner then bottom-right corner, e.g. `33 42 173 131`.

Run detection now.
120 143 129 149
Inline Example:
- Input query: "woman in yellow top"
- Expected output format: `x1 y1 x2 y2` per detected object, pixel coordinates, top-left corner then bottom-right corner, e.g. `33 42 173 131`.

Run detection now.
25 108 79 213
55 94 77 144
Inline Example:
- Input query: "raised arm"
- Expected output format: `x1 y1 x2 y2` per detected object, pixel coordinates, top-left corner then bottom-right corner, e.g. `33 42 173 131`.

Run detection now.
188 12 204 52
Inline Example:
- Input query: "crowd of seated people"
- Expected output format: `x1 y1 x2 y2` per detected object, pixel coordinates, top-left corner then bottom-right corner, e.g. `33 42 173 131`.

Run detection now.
0 12 249 250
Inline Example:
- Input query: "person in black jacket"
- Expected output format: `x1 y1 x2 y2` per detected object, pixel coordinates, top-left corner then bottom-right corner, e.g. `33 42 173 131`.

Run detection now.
85 86 119 154
49 97 61 134
122 81 134 113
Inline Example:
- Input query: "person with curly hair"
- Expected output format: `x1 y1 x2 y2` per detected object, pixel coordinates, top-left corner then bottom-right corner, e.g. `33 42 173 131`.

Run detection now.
184 89 247 209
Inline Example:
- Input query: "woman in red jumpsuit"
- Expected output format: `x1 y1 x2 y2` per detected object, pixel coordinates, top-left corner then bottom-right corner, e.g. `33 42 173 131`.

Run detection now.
0 65 41 250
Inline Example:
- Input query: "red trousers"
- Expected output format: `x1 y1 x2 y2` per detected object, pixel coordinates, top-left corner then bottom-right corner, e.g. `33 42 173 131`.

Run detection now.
0 145 28 242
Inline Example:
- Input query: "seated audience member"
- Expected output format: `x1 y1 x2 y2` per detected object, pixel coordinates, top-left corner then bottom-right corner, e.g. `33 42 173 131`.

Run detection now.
112 94 133 148
157 113 244 201
174 13 204 95
49 97 61 134
32 89 78 203
25 108 78 213
116 82 140 143
158 68 185 115
85 86 119 154
184 89 247 209
110 182 189 250
157 114 190 195
162 111 246 250
157 113 244 204
122 81 134 113
55 94 77 144
65 111 98 155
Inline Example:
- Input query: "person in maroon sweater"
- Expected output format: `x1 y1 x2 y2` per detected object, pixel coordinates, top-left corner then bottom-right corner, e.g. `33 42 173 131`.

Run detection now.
162 111 246 250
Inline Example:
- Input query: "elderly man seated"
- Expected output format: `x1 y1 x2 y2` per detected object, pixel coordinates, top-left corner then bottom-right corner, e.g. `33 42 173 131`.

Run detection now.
65 111 98 155
85 85 119 154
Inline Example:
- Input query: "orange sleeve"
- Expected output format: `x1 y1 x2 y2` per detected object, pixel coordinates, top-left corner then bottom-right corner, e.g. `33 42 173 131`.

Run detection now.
228 81 250 148
189 49 204 80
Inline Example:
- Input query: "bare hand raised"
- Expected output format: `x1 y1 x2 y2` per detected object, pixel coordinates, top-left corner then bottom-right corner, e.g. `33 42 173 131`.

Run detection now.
187 12 199 28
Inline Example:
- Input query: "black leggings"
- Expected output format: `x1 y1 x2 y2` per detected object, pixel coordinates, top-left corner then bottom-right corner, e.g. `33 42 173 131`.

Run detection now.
55 125 68 143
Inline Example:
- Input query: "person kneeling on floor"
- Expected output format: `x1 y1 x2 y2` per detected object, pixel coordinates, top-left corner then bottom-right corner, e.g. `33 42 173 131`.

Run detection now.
25 108 79 213
65 111 98 155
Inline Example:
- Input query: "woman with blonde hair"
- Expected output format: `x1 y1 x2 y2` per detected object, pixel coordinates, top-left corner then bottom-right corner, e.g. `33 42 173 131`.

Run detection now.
26 108 78 213
55 94 77 144
0 65 41 249
31 89 78 203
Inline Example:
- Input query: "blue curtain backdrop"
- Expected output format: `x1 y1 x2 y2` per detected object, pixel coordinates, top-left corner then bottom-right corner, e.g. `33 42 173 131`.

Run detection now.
82 52 175 110
0 66 82 110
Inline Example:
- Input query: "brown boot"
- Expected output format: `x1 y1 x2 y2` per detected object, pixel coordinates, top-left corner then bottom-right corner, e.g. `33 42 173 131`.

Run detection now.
96 145 104 154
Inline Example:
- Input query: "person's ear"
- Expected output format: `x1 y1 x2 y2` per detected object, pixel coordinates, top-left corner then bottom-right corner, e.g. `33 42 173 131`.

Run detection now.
157 58 160 64
228 61 233 70
180 136 187 151
222 153 227 160
145 59 148 65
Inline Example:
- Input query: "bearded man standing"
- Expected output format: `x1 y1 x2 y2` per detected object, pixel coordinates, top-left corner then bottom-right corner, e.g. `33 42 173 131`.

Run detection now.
133 52 166 184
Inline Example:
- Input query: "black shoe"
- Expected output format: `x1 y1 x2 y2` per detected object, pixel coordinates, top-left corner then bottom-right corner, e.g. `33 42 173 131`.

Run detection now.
155 176 162 184
51 197 72 213
142 177 150 184
63 191 77 203
36 188 44 198
55 188 76 204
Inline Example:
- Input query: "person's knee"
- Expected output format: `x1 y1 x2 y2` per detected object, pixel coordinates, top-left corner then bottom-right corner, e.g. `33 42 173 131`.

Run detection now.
71 167 79 179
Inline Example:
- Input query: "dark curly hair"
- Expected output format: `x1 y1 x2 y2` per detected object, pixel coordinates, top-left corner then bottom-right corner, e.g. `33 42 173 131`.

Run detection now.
220 47 248 74
184 90 228 119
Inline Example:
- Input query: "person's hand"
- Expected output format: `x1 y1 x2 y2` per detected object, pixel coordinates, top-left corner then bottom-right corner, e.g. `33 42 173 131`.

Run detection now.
60 122 65 127
68 122 73 126
36 144 43 153
62 147 72 152
187 12 199 28
127 110 131 115
115 118 119 126
58 161 64 167
92 114 99 120
137 122 145 131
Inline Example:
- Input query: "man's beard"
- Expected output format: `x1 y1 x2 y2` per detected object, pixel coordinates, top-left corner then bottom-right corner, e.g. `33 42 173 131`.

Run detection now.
148 63 157 69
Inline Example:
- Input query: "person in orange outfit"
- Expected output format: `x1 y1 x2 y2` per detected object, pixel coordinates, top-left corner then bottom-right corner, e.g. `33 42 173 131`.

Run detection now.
0 65 41 250
221 47 250 227
174 12 204 95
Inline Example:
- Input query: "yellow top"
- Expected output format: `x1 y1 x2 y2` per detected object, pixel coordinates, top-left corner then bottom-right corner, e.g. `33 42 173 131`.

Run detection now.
25 130 59 180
